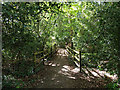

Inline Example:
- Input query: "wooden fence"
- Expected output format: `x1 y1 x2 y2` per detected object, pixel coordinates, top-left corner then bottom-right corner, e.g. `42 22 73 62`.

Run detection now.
66 46 97 73
66 46 82 72
34 45 57 66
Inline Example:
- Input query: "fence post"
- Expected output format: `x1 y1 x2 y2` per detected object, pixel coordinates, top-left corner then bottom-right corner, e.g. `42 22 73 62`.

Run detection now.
51 45 52 57
42 43 44 65
79 50 82 73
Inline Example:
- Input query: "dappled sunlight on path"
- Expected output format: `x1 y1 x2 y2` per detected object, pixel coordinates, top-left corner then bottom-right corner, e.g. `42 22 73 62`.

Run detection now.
24 48 118 88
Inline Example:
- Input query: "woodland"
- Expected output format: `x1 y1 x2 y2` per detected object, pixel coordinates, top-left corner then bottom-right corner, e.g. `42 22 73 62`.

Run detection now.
2 1 120 88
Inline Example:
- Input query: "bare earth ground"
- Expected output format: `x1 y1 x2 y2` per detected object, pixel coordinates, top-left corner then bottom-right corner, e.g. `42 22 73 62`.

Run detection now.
24 48 117 88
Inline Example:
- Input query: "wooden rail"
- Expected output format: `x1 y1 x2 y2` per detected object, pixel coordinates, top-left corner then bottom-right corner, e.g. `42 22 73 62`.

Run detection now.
66 46 82 72
66 46 98 73
34 45 57 65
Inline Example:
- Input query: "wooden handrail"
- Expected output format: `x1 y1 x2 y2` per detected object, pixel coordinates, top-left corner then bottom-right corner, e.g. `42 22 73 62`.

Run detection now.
34 45 57 63
67 46 97 55
34 51 44 55
66 46 97 73
66 48 79 61
34 49 48 55
67 46 79 54
66 46 82 72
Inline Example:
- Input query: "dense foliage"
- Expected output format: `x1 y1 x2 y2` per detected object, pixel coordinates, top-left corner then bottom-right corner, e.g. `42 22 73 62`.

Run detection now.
2 1 120 88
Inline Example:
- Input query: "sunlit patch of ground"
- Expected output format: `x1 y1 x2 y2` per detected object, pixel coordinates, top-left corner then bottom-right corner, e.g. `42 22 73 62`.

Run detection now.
44 61 60 67
56 48 68 56
58 64 117 82
81 67 118 84
91 68 118 80
58 65 80 79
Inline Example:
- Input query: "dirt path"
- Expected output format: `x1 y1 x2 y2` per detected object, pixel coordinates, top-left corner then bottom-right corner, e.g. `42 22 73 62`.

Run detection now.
25 48 117 88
